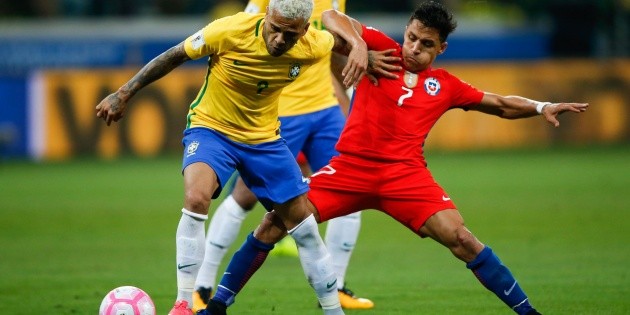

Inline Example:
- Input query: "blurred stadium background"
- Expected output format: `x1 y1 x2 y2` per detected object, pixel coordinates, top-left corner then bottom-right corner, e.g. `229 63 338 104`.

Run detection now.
0 0 628 160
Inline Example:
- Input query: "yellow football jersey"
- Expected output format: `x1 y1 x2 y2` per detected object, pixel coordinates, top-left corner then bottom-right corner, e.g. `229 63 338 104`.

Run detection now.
184 12 334 144
244 0 346 116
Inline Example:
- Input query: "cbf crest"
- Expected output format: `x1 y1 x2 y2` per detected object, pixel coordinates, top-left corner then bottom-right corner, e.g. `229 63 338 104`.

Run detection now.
186 141 199 157
288 63 301 80
424 77 441 96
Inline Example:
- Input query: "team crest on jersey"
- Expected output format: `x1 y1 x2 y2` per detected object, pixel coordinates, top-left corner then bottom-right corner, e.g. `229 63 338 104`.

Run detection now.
424 77 441 96
288 63 301 80
186 141 199 157
403 71 418 88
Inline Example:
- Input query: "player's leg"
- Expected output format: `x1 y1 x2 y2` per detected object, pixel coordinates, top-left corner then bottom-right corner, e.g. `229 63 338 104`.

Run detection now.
256 139 342 314
280 196 343 314
323 212 373 309
304 106 373 309
378 163 540 315
170 128 237 315
419 210 541 315
269 114 312 257
206 210 286 314
205 139 343 315
193 176 258 311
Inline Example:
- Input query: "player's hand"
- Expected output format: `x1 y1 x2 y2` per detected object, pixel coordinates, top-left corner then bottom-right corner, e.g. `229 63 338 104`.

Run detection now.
542 102 588 127
96 92 127 126
342 41 368 88
366 49 401 86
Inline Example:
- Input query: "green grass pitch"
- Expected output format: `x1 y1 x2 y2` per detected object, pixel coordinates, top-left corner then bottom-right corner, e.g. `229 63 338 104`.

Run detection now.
1 145 628 314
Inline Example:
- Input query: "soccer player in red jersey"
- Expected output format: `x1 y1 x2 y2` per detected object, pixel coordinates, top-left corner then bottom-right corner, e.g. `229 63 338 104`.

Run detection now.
200 2 588 315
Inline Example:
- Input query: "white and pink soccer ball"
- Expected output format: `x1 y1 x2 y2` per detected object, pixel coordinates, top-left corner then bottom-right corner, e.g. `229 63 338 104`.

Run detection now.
99 286 156 315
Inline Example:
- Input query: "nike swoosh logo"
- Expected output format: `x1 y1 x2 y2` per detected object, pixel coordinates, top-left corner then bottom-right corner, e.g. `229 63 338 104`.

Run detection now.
233 60 247 66
209 241 226 249
442 195 451 201
177 263 196 270
504 281 517 295
326 279 337 290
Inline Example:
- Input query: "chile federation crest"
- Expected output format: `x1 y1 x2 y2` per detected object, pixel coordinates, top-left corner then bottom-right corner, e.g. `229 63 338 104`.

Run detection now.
424 77 441 96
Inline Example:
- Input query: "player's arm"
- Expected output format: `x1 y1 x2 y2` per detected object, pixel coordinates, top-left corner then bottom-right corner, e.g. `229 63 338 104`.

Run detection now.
321 9 367 88
364 49 401 85
323 10 401 87
472 93 589 127
330 52 351 115
96 41 191 126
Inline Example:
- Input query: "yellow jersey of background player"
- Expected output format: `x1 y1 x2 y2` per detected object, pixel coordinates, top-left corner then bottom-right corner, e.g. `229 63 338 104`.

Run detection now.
244 0 346 116
184 11 334 144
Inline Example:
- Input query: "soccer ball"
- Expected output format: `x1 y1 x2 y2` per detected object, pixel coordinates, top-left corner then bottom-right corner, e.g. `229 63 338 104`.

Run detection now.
99 286 156 315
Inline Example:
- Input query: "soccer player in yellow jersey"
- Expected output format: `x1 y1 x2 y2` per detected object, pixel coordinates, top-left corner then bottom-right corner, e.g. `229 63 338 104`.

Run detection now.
95 0 369 314
192 0 374 311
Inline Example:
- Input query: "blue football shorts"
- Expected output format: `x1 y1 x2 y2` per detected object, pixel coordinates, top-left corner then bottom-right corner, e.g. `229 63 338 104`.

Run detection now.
181 127 309 210
279 105 345 171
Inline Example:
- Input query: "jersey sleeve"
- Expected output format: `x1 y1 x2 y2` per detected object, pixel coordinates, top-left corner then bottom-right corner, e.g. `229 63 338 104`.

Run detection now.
447 73 484 108
184 15 239 60
308 28 335 59
361 24 400 51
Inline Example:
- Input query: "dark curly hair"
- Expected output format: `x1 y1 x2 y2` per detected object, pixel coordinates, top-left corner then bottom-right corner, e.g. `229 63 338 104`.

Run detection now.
408 1 457 42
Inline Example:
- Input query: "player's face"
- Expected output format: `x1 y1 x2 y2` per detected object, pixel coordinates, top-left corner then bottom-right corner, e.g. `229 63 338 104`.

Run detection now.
263 8 310 57
401 19 447 72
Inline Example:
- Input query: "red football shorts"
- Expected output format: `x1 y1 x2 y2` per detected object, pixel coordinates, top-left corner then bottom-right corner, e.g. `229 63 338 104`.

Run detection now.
308 154 456 235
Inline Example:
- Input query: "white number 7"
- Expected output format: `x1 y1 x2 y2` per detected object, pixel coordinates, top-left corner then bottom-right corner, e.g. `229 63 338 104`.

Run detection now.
311 165 336 178
397 86 413 106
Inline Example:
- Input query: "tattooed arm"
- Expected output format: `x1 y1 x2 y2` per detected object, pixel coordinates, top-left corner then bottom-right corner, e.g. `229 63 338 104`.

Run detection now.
96 41 191 126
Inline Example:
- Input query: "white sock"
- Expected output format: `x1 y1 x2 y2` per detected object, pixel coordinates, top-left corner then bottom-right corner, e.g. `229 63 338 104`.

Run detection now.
324 212 361 289
289 215 344 315
176 208 207 305
195 195 248 290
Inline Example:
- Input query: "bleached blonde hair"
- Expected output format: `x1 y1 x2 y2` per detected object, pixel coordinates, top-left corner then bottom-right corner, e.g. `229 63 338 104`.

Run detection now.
268 0 313 21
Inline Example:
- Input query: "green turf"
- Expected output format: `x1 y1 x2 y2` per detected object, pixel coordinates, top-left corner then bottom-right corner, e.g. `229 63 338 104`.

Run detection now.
1 146 629 314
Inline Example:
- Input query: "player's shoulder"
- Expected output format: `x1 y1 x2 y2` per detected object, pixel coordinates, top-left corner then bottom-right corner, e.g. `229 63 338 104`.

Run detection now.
425 67 478 92
426 67 459 81
207 12 265 36
295 27 334 59
362 25 399 50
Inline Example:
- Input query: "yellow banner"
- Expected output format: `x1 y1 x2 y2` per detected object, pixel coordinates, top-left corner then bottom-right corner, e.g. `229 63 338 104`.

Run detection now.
33 68 206 160
32 60 629 160
428 59 630 149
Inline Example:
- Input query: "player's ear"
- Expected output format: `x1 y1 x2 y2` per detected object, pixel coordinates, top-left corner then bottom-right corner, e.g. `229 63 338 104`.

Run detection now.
438 42 448 55
302 22 310 35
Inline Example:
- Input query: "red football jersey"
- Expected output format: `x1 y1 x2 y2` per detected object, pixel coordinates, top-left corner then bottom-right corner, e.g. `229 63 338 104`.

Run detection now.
336 25 484 164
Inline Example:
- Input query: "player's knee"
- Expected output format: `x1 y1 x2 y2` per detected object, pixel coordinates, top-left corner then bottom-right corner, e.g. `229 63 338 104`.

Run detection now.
232 179 258 210
232 191 258 210
452 225 482 261
184 189 211 213
253 211 287 244
455 226 474 246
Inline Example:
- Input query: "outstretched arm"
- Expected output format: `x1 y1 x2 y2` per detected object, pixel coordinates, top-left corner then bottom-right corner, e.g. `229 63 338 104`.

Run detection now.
321 9 367 88
472 93 589 127
96 41 191 125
